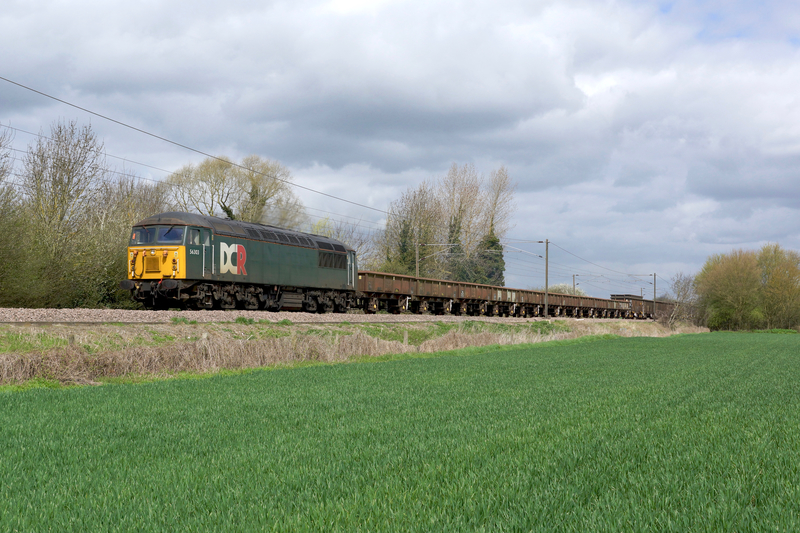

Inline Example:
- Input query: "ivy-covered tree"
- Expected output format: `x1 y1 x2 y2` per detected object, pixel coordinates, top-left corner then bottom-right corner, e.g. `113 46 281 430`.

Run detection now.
471 228 505 286
446 213 468 281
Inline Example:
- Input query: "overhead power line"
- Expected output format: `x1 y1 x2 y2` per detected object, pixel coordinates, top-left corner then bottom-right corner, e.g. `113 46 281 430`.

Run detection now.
3 123 387 233
0 75 389 215
549 241 652 277
0 123 174 179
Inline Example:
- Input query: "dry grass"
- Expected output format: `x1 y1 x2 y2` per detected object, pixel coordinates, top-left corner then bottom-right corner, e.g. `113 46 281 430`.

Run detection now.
0 320 706 385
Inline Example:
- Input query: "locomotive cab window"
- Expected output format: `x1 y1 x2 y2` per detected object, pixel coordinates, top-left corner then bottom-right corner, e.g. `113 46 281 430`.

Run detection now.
130 226 156 245
130 226 185 245
189 228 200 245
156 226 185 244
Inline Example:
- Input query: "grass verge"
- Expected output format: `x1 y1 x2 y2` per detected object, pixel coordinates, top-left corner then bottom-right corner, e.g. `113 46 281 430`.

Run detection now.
0 319 703 386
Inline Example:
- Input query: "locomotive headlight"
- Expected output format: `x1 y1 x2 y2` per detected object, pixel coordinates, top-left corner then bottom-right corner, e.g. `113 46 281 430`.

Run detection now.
151 249 155 255
174 251 178 257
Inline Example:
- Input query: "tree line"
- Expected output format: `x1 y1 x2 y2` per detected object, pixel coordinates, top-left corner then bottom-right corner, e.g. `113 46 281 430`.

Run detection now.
0 121 173 307
0 120 515 308
0 120 307 307
667 244 800 330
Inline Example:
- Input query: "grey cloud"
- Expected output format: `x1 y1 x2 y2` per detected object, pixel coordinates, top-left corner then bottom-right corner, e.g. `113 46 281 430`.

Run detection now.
686 151 800 204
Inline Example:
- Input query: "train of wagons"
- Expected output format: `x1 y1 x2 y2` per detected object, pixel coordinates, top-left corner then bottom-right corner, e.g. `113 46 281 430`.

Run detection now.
120 212 667 319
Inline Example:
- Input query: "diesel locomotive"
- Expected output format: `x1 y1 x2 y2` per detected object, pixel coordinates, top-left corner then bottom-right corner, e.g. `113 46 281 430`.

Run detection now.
120 212 357 312
121 212 666 319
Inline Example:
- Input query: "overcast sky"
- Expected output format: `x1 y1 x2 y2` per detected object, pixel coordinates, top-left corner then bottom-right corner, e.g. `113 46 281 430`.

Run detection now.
3 0 799 297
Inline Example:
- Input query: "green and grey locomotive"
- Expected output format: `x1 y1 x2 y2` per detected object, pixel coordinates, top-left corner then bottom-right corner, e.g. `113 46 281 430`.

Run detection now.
120 212 357 311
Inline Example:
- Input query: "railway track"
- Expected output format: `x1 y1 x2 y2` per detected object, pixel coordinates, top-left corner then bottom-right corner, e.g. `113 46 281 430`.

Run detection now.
0 308 632 326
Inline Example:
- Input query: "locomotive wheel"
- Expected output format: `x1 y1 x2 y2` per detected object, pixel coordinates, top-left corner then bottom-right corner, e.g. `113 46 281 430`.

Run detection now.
364 298 379 314
318 297 334 313
303 298 318 313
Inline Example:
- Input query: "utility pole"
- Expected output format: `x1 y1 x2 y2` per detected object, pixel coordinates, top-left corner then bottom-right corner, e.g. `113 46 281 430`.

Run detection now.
653 272 656 317
415 243 419 278
573 274 578 294
544 239 549 317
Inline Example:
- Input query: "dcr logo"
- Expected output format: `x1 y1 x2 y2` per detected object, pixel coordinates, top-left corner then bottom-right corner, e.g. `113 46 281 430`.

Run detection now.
220 243 247 275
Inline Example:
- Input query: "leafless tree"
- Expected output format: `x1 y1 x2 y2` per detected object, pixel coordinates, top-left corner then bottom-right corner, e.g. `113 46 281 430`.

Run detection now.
77 174 173 306
233 155 307 228
374 180 443 276
667 272 698 328
0 127 16 211
165 156 237 217
440 163 485 257
21 120 106 253
529 283 588 296
482 165 515 236
164 155 306 228
309 216 374 262
0 126 13 181
375 163 517 280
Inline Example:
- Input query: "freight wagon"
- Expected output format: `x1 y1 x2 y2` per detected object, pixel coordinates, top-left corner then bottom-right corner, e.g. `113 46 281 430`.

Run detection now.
358 271 642 318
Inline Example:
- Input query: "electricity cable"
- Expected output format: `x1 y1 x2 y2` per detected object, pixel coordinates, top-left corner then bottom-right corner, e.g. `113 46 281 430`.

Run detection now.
0 76 389 215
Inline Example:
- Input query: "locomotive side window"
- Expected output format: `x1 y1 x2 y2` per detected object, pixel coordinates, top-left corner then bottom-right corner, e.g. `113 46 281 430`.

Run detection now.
130 226 156 245
157 226 185 244
189 228 201 245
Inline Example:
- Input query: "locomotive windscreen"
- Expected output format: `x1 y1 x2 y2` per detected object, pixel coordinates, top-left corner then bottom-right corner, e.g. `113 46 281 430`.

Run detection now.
129 226 185 245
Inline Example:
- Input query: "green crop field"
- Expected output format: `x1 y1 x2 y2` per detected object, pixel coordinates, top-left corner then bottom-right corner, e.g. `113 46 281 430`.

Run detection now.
1 332 799 531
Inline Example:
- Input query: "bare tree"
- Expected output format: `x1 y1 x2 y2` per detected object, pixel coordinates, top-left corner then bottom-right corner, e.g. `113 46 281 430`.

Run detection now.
233 155 306 228
376 180 443 276
375 163 517 281
0 126 12 181
21 120 107 253
78 174 173 306
0 126 16 210
440 163 485 258
668 272 698 328
482 165 515 237
165 156 236 217
164 155 307 228
309 216 373 261
530 283 587 296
